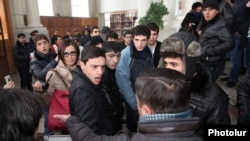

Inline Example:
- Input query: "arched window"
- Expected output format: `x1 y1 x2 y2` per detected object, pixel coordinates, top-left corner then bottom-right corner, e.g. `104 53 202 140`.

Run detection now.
38 0 53 16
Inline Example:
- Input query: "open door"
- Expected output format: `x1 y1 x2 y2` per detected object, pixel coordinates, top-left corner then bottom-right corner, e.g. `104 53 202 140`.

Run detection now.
0 18 10 86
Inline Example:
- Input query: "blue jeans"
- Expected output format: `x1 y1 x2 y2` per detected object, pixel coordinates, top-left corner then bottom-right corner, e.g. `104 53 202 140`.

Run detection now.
228 34 244 83
244 37 250 69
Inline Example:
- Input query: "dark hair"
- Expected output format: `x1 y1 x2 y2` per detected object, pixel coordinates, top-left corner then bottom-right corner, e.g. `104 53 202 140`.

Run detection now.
0 88 43 141
58 39 80 65
103 41 121 53
81 46 106 64
34 34 50 47
146 22 159 33
136 68 191 113
17 33 26 38
192 2 202 10
90 36 103 46
106 31 118 41
124 30 132 36
82 28 90 35
131 25 150 39
51 35 61 45
90 26 99 33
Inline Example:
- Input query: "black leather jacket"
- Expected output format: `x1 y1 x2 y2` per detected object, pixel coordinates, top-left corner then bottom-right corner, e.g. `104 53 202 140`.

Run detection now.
199 15 233 66
65 116 202 141
100 67 125 135
190 63 231 125
69 66 111 135
236 67 250 125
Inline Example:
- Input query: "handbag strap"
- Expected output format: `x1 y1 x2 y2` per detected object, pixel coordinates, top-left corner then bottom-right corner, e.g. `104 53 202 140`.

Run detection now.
53 70 69 89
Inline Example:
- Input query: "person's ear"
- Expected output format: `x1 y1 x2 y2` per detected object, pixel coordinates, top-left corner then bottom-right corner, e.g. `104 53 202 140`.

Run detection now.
142 104 154 114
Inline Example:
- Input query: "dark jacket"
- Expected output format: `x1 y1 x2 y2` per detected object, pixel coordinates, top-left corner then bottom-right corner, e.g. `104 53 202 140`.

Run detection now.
236 67 250 125
181 11 202 38
233 0 250 47
30 51 57 81
199 15 233 66
65 116 202 141
115 41 154 109
69 66 110 135
12 41 34 69
101 67 125 135
190 62 231 125
152 41 161 67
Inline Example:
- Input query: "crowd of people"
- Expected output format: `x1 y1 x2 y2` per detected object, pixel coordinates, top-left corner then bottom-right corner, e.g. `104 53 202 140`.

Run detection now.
1 0 250 141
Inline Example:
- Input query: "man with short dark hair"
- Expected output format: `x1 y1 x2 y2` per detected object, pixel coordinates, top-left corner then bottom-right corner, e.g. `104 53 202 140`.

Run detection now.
115 25 154 132
54 68 202 141
146 22 162 67
101 41 124 135
12 33 34 91
121 30 132 50
69 46 112 135
106 31 118 42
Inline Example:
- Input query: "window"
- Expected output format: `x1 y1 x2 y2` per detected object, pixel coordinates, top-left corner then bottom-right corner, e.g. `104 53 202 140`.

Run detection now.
72 0 89 17
38 0 53 16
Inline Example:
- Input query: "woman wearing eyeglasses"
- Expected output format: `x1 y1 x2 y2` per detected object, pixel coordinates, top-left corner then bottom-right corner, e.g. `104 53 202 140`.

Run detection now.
44 38 80 134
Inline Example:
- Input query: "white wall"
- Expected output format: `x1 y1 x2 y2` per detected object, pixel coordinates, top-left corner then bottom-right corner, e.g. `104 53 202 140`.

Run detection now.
98 0 138 13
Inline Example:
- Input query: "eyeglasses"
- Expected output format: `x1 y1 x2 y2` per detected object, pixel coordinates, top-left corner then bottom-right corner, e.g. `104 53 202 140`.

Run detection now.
63 51 76 57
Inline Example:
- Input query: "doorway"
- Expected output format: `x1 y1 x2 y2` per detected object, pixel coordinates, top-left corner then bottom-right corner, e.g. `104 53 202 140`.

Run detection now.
0 18 10 86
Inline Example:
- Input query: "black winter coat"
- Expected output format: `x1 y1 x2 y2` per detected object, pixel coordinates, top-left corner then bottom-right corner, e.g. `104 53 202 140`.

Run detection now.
12 41 34 69
199 15 233 66
190 63 231 125
30 51 57 81
65 116 203 141
236 67 250 125
101 67 125 135
69 66 111 135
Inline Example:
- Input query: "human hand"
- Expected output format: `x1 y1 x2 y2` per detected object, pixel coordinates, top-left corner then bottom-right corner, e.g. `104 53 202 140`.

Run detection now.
32 80 44 92
188 23 195 27
53 114 71 123
3 80 15 89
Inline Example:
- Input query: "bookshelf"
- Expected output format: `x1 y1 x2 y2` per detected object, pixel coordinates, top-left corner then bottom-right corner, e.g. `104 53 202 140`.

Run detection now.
105 10 137 39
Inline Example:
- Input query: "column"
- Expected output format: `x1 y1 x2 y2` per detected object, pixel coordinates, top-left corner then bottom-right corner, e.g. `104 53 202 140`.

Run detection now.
11 0 25 28
135 0 151 26
25 0 43 27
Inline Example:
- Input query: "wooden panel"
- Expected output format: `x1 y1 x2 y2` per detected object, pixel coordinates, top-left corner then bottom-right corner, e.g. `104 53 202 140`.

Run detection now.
40 16 98 38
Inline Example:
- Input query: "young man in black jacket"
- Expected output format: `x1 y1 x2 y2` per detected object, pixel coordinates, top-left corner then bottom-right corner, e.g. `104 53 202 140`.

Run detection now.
100 41 124 135
12 33 34 91
158 35 231 133
54 68 202 141
69 46 113 135
199 0 234 81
